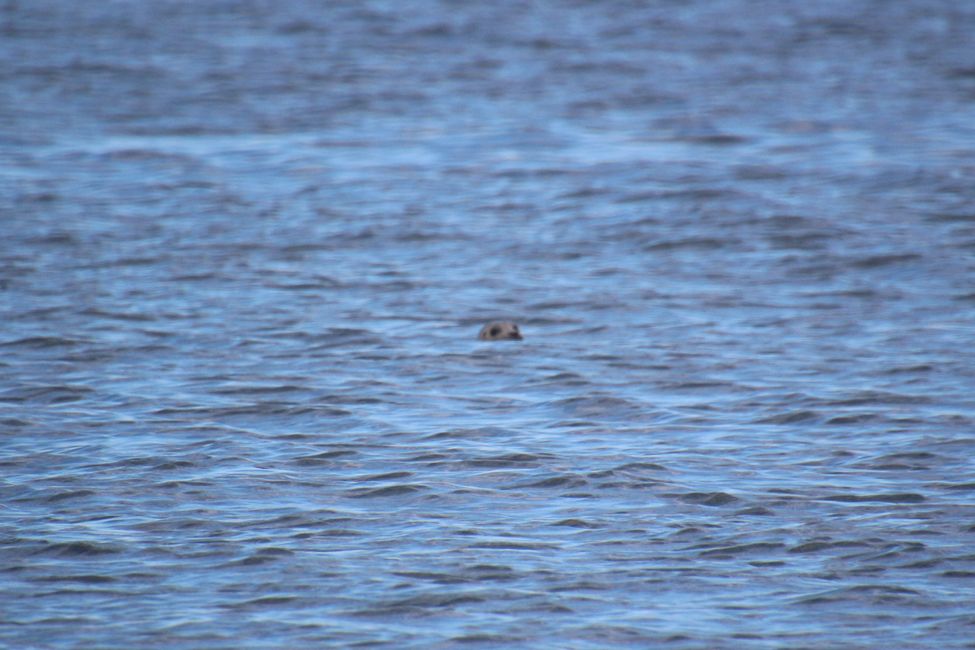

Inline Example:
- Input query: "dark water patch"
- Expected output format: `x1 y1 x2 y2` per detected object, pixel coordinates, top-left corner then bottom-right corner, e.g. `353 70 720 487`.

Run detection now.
614 462 668 472
23 231 78 245
925 211 975 222
316 528 363 538
592 478 664 491
88 456 170 469
0 384 94 405
659 381 734 391
614 190 664 204
850 253 923 269
449 632 528 644
821 493 926 504
943 482 975 491
80 307 156 322
208 383 306 396
102 147 194 162
222 595 300 610
157 479 212 489
164 403 349 419
825 391 931 406
676 132 749 146
170 272 217 282
0 336 85 349
789 540 870 554
152 460 197 471
546 395 646 419
553 519 601 529
466 541 559 551
946 66 975 79
305 328 386 349
559 186 613 200
735 165 790 181
696 542 785 558
757 409 821 424
675 492 739 506
642 237 731 252
461 454 545 468
45 489 96 502
882 364 934 375
767 232 832 250
796 584 924 606
513 474 588 489
254 512 349 529
36 574 117 585
225 547 295 568
351 591 488 616
34 541 123 557
393 570 466 585
265 280 341 291
345 484 426 498
95 256 161 269
826 414 878 425
526 371 590 387
32 587 133 599
316 393 384 405
465 564 516 578
855 452 941 471
130 518 210 533
351 470 413 482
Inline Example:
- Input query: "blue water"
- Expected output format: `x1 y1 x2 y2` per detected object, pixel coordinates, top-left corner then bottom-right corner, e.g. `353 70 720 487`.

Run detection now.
3 1 975 648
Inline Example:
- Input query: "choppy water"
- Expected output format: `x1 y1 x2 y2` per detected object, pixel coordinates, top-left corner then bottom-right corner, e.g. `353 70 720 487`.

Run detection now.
3 1 975 648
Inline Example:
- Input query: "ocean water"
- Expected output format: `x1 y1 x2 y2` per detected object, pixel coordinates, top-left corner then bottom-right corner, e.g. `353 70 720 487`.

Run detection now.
2 1 975 648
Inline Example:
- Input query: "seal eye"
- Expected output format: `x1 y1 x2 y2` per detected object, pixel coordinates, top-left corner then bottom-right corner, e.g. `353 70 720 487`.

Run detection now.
489 326 501 337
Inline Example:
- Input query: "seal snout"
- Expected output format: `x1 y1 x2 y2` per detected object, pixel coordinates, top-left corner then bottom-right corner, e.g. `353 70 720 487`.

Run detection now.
478 321 523 341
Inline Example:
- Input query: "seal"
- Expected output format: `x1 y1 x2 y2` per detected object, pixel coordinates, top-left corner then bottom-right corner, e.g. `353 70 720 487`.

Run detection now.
478 321 523 341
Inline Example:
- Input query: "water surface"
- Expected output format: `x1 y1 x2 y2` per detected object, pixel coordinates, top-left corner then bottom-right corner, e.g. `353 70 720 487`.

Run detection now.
3 1 975 648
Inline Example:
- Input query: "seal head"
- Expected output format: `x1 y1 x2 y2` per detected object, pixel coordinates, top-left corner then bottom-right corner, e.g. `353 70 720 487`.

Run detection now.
478 321 523 341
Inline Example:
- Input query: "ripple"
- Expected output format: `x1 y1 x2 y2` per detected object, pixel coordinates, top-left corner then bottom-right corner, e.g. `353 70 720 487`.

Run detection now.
461 453 546 468
3 1 974 648
35 541 124 557
345 484 426 498
851 253 923 268
675 492 739 506
513 474 588 489
697 542 785 557
0 336 84 348
821 493 926 503
796 584 924 606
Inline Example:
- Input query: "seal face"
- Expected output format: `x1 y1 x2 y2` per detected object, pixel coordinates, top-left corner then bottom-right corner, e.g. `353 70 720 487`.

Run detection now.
478 321 523 341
